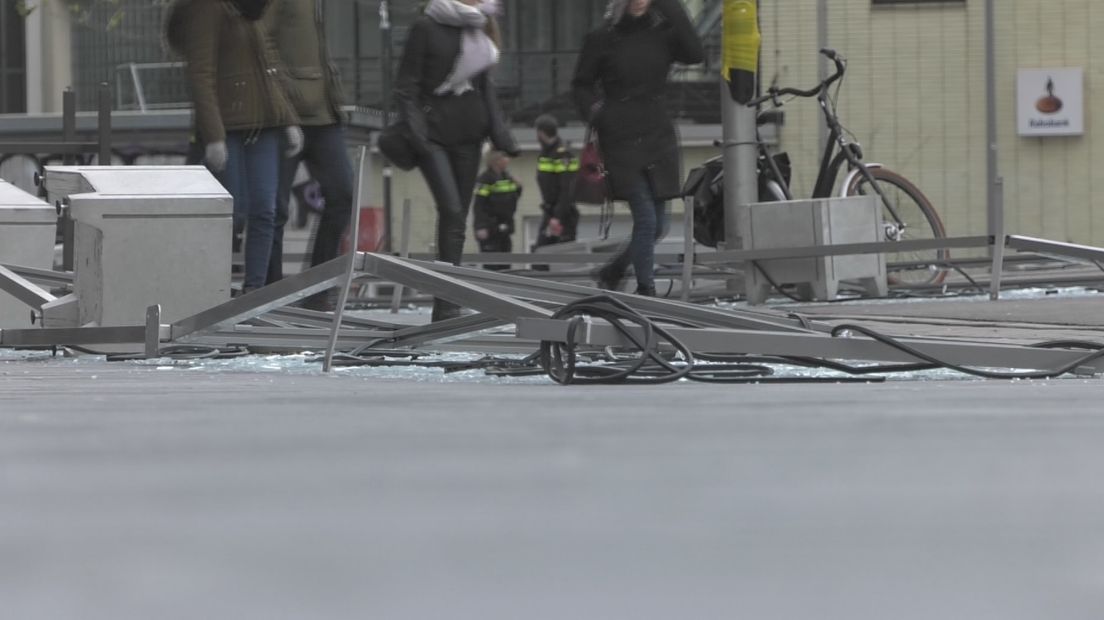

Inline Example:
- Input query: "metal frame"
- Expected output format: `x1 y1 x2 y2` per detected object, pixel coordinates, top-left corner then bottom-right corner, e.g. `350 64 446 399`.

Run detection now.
3 226 1104 379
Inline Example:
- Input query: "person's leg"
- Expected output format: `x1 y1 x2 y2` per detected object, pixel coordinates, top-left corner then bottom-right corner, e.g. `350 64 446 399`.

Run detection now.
268 132 301 284
219 133 248 282
417 146 462 264
485 232 510 271
440 143 482 264
302 124 355 267
241 129 281 291
626 173 660 292
417 144 467 320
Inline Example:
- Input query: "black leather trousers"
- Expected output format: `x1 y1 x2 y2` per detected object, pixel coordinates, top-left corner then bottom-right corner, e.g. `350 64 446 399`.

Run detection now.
417 142 483 319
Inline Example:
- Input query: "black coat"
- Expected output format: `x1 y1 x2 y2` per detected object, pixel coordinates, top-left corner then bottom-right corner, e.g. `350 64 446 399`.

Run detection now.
394 16 517 155
536 138 579 222
571 0 704 201
472 168 521 235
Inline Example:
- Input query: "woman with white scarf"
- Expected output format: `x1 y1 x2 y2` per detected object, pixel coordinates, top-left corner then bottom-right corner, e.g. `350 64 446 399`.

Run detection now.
394 0 518 322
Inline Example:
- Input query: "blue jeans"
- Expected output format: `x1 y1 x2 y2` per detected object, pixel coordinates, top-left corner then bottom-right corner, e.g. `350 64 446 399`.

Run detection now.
220 128 281 290
270 123 355 283
603 172 669 290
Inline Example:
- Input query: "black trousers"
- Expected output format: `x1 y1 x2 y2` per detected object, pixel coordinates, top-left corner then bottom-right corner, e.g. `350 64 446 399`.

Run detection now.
268 124 355 284
478 232 512 271
419 143 483 265
418 142 482 318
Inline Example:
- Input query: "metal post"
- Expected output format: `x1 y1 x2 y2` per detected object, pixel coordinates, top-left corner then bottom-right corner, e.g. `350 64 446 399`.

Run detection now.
816 0 829 156
98 82 112 165
323 146 368 373
988 177 1005 300
129 63 147 113
379 0 394 253
61 89 76 165
984 0 1002 255
389 198 412 313
681 197 694 302
721 2 761 260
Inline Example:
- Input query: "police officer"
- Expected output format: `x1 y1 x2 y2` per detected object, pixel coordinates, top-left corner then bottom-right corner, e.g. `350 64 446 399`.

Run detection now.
533 114 580 250
472 150 521 271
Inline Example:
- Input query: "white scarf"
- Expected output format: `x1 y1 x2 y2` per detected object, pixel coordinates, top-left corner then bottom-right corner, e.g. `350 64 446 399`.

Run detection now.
605 0 629 24
425 0 500 96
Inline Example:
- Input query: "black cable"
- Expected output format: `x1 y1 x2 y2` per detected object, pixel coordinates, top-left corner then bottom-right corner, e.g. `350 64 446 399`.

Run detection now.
830 323 1104 379
538 294 698 385
751 260 805 303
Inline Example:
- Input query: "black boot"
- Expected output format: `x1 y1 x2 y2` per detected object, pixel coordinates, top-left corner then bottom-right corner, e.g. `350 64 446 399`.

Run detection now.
593 265 626 291
431 298 463 322
634 285 656 297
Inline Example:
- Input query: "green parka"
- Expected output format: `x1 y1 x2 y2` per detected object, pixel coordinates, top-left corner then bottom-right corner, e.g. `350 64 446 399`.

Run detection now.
164 0 299 144
268 0 345 126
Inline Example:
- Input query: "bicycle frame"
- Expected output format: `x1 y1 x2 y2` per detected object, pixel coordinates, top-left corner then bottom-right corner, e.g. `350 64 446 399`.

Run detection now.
755 57 909 229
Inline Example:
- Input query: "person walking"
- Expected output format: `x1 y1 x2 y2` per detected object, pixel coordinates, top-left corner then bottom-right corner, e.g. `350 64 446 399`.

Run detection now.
266 0 355 305
532 114 580 251
165 0 303 295
571 0 703 296
393 0 519 321
472 150 521 271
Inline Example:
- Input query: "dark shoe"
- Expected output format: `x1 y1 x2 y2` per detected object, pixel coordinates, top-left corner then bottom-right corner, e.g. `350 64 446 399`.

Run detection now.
634 286 656 297
431 299 463 322
593 265 626 291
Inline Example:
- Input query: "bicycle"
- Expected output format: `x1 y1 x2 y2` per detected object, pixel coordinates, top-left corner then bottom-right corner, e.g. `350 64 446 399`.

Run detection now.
691 49 949 287
751 49 948 285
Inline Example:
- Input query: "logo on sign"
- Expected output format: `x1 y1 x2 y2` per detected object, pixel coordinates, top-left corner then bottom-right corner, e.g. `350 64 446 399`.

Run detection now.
1035 78 1063 114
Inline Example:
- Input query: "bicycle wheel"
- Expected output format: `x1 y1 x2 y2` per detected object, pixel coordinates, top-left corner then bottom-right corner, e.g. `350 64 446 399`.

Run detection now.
846 167 948 286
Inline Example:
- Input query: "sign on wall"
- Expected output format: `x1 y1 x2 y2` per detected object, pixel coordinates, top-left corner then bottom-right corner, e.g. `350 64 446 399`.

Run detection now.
1017 68 1084 137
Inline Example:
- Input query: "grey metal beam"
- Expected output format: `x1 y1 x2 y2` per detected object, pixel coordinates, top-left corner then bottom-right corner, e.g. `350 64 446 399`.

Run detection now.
698 235 993 264
0 324 169 348
0 264 56 311
517 318 1104 374
170 257 349 340
407 258 826 334
266 307 405 331
358 253 553 321
372 313 508 350
1006 235 1104 264
2 264 74 288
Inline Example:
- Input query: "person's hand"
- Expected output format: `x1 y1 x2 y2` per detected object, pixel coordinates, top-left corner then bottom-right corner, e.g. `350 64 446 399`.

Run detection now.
205 141 228 173
475 228 490 241
547 218 564 237
285 126 304 158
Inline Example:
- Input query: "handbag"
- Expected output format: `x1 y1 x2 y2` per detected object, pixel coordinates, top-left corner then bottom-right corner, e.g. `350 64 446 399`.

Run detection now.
377 120 420 171
573 126 610 206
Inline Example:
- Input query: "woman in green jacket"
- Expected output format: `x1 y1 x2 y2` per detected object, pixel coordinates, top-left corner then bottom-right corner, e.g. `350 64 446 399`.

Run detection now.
165 0 303 294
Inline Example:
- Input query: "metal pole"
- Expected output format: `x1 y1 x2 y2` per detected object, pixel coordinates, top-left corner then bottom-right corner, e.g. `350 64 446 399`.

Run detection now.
988 176 1005 300
680 196 694 302
816 0 829 156
98 82 112 165
984 0 1002 254
61 89 76 165
379 0 394 254
389 198 412 313
323 145 368 373
721 2 760 258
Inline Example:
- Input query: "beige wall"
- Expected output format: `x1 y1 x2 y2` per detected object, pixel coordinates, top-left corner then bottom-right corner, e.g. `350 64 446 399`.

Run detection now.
760 0 1104 247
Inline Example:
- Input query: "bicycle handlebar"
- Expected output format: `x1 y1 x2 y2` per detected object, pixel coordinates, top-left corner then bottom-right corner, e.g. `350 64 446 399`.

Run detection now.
746 49 846 108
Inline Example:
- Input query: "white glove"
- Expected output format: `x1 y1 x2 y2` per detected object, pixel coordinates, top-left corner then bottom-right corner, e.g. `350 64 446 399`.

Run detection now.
285 126 304 158
205 141 228 173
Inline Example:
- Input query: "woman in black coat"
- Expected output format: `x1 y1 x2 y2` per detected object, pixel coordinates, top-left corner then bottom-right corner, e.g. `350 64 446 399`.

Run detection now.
394 0 518 321
572 0 703 295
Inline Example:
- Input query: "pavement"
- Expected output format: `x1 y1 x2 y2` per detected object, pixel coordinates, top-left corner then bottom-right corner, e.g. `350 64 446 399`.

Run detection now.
3 350 1104 620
